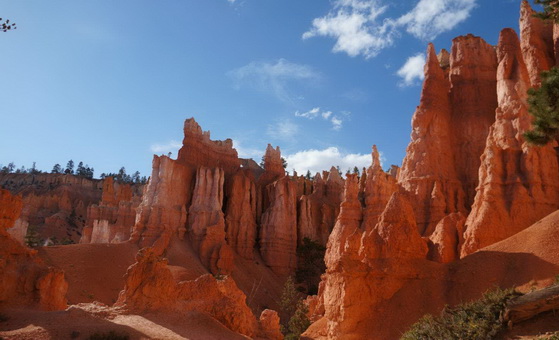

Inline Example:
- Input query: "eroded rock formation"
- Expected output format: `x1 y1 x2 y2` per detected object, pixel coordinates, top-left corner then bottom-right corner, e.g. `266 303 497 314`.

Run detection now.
0 173 104 243
0 189 68 310
81 177 141 244
115 247 283 339
306 2 559 339
461 25 559 256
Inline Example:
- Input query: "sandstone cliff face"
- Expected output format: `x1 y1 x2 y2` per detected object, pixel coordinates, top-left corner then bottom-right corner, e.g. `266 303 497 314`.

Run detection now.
225 169 257 259
307 3 559 338
130 156 192 255
81 177 141 244
260 176 298 276
317 166 429 339
520 0 555 87
0 173 103 243
461 26 559 256
297 168 343 246
398 36 497 235
115 248 259 338
0 189 67 310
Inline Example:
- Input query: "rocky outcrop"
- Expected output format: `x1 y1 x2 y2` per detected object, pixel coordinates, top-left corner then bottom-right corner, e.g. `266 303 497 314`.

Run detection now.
315 164 430 339
260 176 298 276
130 156 192 254
449 34 499 208
188 167 233 275
225 169 257 259
177 118 241 175
259 309 284 340
398 35 497 235
306 3 559 339
0 173 104 243
297 168 343 246
461 27 559 256
428 212 466 263
115 248 258 337
0 189 67 310
520 0 554 87
81 177 141 244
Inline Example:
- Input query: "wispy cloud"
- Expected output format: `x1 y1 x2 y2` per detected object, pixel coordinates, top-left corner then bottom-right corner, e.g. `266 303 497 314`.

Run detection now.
267 119 300 141
303 0 476 59
232 139 262 159
228 59 320 102
294 107 348 131
295 107 321 119
397 53 425 87
285 146 374 175
150 140 182 155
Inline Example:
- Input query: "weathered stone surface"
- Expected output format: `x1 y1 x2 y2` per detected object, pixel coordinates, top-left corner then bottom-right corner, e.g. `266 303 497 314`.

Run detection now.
0 173 103 243
297 172 342 246
520 0 555 87
0 189 68 311
225 169 257 259
259 309 284 340
260 176 298 276
115 248 257 337
130 156 191 255
81 177 141 244
177 118 241 175
316 168 429 339
428 212 466 263
398 43 467 235
449 34 499 208
462 28 559 256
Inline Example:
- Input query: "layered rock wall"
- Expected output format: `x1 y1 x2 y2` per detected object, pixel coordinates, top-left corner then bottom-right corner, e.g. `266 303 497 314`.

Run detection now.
0 189 67 310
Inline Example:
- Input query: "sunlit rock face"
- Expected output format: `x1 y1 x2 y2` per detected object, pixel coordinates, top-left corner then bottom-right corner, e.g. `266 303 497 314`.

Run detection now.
0 189 68 311
81 177 141 244
129 117 342 279
305 2 559 339
462 26 559 256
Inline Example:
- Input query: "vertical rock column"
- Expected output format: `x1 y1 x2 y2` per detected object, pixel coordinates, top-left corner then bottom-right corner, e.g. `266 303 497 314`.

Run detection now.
259 176 298 276
462 27 559 256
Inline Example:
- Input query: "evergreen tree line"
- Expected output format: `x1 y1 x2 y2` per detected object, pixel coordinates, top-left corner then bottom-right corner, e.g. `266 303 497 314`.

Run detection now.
0 160 147 184
100 167 147 184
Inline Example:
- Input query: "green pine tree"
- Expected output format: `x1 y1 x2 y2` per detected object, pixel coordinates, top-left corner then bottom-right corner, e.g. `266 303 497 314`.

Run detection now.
524 67 559 145
533 0 559 22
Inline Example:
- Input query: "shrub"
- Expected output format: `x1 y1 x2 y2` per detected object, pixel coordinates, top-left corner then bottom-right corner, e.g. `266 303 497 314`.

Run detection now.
401 288 519 340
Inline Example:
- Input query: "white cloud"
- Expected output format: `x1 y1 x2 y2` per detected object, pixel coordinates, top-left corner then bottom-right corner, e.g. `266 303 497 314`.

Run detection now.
294 107 348 130
303 0 477 58
397 53 426 87
227 0 236 2
397 0 476 40
302 0 395 59
295 107 321 119
150 140 182 155
228 59 320 102
285 147 373 175
331 116 343 130
267 119 300 141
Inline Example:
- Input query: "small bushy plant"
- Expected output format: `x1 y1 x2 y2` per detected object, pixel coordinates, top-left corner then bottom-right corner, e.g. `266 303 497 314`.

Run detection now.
402 288 519 340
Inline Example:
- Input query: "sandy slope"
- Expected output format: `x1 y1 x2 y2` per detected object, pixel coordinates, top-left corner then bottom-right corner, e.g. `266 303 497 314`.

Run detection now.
37 242 138 305
0 304 250 340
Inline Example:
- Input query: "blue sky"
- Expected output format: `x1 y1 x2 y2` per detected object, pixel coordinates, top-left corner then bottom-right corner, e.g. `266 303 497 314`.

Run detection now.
0 0 527 177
